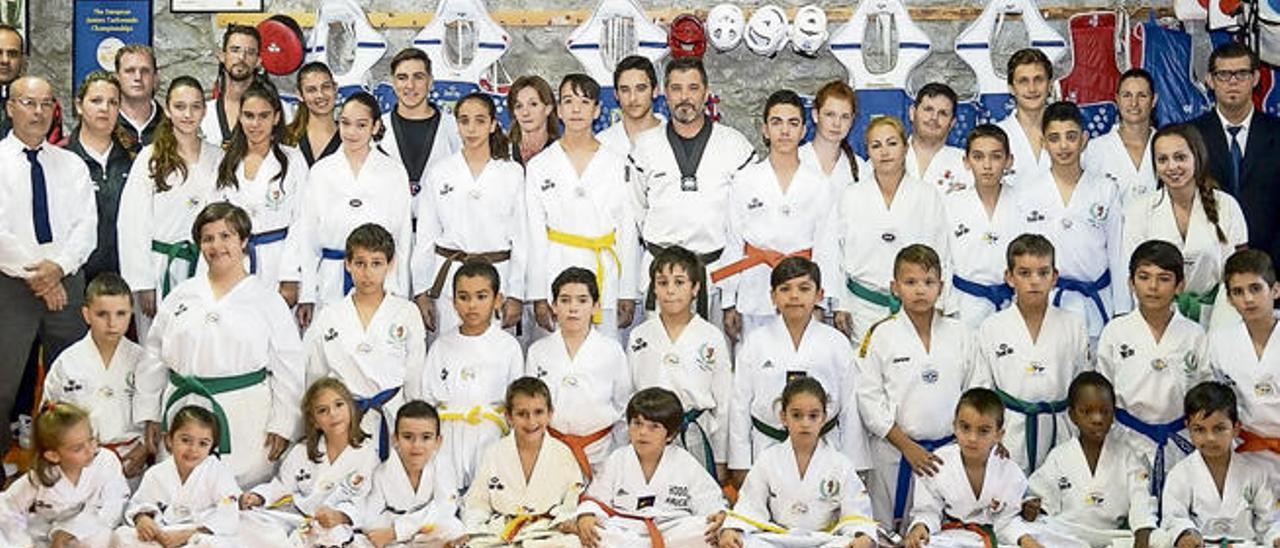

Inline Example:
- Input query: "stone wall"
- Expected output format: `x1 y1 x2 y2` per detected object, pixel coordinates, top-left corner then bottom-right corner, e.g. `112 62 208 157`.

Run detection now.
32 0 1188 145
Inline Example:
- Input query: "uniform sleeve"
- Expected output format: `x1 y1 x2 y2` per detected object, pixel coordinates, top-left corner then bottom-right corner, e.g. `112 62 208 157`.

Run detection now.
132 299 174 424
612 169 639 301
1119 200 1149 286
392 175 415 300
265 296 305 439
813 192 843 313
687 454 726 517
1095 326 1119 383
460 450 496 533
1123 447 1158 534
124 467 165 524
330 453 380 527
1070 315 1093 372
718 178 745 310
117 157 157 290
41 354 70 408
409 172 442 299
54 453 129 541
854 330 897 439
1025 449 1061 514
393 462 463 542
906 472 944 535
709 329 733 465
576 452 620 519
274 155 308 284
992 471 1035 545
303 313 328 393
1159 461 1198 542
292 175 322 304
0 476 38 544
837 344 872 470
250 446 303 507
524 165 550 302
1221 192 1249 248
203 462 244 536
834 464 878 539
1105 187 1131 316
402 304 429 403
968 326 995 389
54 160 98 276
419 344 444 406
506 170 530 301
728 343 755 470
610 345 636 429
723 464 770 533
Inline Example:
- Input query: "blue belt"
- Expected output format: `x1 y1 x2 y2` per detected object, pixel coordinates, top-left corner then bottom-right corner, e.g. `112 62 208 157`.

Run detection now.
247 227 289 274
1115 408 1194 499
320 247 354 295
951 274 1013 311
680 408 716 480
1053 270 1111 325
893 434 955 525
994 387 1068 472
354 386 400 460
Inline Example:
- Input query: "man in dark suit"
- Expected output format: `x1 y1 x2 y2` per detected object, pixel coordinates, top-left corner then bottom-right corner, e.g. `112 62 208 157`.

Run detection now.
1191 42 1280 267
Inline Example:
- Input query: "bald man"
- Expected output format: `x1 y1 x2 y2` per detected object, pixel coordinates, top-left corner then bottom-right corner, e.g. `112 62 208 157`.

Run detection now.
0 76 95 470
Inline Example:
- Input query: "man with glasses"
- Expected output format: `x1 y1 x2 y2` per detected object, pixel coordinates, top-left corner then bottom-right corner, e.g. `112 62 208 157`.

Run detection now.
1191 42 1280 266
0 76 96 481
0 25 62 143
201 24 264 147
114 44 163 148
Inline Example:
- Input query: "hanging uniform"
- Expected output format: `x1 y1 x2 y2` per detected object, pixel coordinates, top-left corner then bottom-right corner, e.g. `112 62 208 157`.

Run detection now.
462 434 585 547
576 444 726 547
724 438 878 546
1028 173 1128 339
361 450 465 546
0 450 129 548
418 323 524 489
1081 127 1157 208
729 316 870 472
526 328 633 479
630 121 756 313
42 334 146 461
113 456 245 548
1025 432 1160 548
1096 310 1207 498
718 157 840 335
943 182 1049 329
378 109 462 218
133 275 304 487
837 173 949 341
244 437 381 543
1122 189 1248 325
855 312 976 528
290 149 413 308
410 151 527 333
996 116 1053 188
1161 451 1280 546
525 142 638 336
304 294 425 460
906 143 972 195
117 142 223 337
626 314 733 475
215 145 309 288
906 445 1038 548
1205 319 1280 494
972 306 1090 473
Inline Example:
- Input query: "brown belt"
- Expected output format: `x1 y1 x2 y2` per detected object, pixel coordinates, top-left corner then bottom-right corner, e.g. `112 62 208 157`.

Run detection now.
428 245 512 298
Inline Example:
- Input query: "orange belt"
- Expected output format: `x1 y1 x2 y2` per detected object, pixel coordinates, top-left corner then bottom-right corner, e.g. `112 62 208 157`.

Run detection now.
940 520 996 548
709 243 812 284
549 425 613 480
101 436 140 460
1237 429 1280 454
579 494 664 548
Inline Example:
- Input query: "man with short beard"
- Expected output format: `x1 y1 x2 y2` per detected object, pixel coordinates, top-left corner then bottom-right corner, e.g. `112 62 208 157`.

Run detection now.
628 57 754 327
114 44 163 148
0 26 62 142
907 83 971 194
201 24 264 147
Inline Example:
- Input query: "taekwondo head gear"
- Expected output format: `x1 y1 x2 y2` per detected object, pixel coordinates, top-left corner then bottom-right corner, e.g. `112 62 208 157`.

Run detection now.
790 5 829 57
707 4 745 52
668 14 707 58
745 5 790 57
257 15 306 76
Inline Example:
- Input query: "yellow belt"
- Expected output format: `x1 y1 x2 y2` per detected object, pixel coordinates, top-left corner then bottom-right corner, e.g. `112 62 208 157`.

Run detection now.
545 228 621 323
439 405 509 435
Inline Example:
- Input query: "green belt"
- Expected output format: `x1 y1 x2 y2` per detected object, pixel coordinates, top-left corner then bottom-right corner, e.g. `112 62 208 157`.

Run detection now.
164 368 268 454
1174 285 1219 322
751 415 838 442
846 276 901 314
151 239 198 296
994 387 1068 472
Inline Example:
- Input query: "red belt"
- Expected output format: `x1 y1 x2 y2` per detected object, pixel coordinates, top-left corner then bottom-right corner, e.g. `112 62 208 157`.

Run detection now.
710 242 812 284
1237 429 1280 454
549 425 613 481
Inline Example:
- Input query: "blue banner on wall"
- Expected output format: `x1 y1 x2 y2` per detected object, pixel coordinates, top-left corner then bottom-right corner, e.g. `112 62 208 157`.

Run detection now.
72 0 151 93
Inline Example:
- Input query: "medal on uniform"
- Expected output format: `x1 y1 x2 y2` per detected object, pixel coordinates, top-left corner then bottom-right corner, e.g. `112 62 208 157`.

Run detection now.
349 198 363 208
98 386 114 398
574 186 587 198
468 189 482 200
680 174 698 191
790 501 809 515
461 367 476 381
205 312 220 324
663 353 680 367
356 342 372 354
563 375 579 387
881 232 896 243
1150 358 1166 371
780 204 792 216
1061 218 1073 229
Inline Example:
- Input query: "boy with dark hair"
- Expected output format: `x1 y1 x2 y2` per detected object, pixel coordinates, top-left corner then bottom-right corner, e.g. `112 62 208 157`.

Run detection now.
526 267 634 480
418 259 524 491
1205 248 1280 496
1033 100 1127 341
729 257 869 487
973 233 1090 473
1161 381 1280 546
1097 240 1208 500
626 246 731 479
856 244 977 530
305 223 427 459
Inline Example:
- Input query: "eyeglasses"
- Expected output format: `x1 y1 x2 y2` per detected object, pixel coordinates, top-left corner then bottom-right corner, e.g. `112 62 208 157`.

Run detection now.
14 97 54 111
1211 69 1254 83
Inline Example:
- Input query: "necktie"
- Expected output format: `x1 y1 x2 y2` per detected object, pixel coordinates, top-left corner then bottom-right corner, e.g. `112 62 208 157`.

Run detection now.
25 148 51 244
1227 125 1244 195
